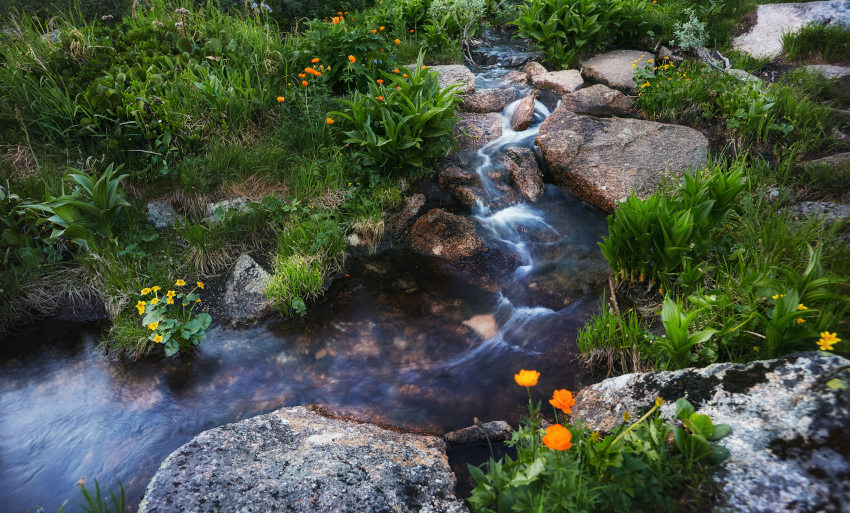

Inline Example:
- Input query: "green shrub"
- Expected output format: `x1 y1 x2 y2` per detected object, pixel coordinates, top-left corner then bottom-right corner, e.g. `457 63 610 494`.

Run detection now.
330 52 460 181
468 380 729 513
511 0 647 68
782 22 850 62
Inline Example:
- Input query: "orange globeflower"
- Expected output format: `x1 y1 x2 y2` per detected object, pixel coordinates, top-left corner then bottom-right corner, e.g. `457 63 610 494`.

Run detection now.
276 96 285 102
394 68 400 73
549 389 576 414
542 424 572 451
377 79 384 84
377 95 384 101
396 85 401 89
326 117 334 124
394 38 401 44
402 73 408 78
514 369 540 387
410 29 414 33
379 26 385 31
348 55 356 63
299 73 306 78
311 57 320 63
379 48 385 52
302 80 309 86
372 29 377 34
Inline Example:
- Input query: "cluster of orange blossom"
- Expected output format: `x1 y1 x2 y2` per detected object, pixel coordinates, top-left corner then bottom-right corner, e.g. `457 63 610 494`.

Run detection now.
514 369 576 451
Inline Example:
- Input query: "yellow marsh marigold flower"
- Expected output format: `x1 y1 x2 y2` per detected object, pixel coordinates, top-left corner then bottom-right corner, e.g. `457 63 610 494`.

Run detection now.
817 332 841 351
311 57 320 63
176 279 186 287
394 38 401 44
150 297 160 305
166 290 176 298
154 334 163 343
136 301 146 315
549 389 576 414
277 96 285 102
147 322 159 330
197 281 205 289
348 55 356 63
141 287 152 295
167 297 174 305
326 117 334 124
302 80 309 86
514 369 540 387
151 286 161 292
195 298 201 303
542 424 572 451
771 294 784 299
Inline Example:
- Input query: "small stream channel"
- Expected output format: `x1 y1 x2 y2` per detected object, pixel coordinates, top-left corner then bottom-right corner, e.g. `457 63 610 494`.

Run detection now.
0 35 610 512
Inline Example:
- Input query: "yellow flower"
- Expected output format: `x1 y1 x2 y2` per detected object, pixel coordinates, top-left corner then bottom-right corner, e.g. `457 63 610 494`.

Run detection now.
197 281 205 290
167 297 174 305
154 334 163 343
166 290 176 298
150 297 160 305
348 55 356 63
797 304 808 311
141 288 151 295
514 369 540 387
136 300 146 315
151 286 161 292
195 298 201 303
771 294 784 299
176 279 186 286
817 332 841 351
147 322 159 330
797 318 807 324
640 82 650 88
277 96 285 102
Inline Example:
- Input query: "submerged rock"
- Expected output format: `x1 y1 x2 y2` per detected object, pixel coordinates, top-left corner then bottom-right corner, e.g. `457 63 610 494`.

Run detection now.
570 352 850 513
139 406 467 513
530 70 584 95
386 193 426 235
560 84 636 117
445 420 513 446
503 147 544 202
222 254 270 326
409 209 486 262
733 1 850 59
535 105 708 211
462 88 520 113
510 89 539 131
454 112 504 151
146 200 183 230
581 50 655 93
462 313 499 339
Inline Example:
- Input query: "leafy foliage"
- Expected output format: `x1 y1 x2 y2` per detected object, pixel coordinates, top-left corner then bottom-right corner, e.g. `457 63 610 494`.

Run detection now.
137 281 212 356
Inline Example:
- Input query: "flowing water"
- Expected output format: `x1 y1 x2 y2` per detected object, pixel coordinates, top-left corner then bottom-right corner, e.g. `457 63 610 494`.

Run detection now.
0 39 610 512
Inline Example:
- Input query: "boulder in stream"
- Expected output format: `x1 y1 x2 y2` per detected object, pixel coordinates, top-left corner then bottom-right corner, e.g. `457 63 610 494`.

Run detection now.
510 89 538 131
386 193 426 235
222 254 271 325
522 60 548 77
409 209 487 262
530 70 584 95
502 70 529 86
535 105 709 211
462 88 521 113
411 64 476 95
581 50 655 93
570 352 850 513
560 84 637 117
503 147 544 202
445 420 513 446
454 112 504 151
139 405 468 513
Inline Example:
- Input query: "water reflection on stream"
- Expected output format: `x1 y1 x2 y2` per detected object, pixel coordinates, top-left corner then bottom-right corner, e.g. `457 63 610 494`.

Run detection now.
0 35 610 512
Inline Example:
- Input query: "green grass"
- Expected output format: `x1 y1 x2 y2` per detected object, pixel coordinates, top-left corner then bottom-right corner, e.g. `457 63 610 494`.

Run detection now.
576 303 653 376
782 22 850 62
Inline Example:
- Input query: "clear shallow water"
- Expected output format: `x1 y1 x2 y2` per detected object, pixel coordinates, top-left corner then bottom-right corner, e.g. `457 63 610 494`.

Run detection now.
0 47 610 513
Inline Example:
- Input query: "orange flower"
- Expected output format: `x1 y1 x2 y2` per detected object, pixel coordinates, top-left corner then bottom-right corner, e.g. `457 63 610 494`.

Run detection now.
542 424 572 451
311 57 320 63
394 68 400 73
549 389 575 414
337 11 342 14
394 38 401 44
410 29 414 33
422 65 428 69
372 29 377 34
326 117 334 124
348 55 356 63
402 73 408 78
377 79 384 84
299 73 306 78
301 80 309 86
396 85 401 89
276 96 285 102
514 369 540 387
380 26 385 31
377 95 384 101
331 16 341 24
379 48 385 52
305 67 315 74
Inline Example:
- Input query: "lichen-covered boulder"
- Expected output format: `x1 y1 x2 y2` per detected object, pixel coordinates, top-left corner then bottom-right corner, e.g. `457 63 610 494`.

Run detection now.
146 200 183 230
222 254 270 325
535 105 708 211
530 70 584 95
570 352 850 513
560 84 636 117
139 406 468 513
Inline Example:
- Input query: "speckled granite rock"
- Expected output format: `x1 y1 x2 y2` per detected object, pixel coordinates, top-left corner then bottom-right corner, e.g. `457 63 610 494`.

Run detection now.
510 90 538 131
139 406 468 513
535 105 708 211
205 197 251 222
570 352 850 513
522 61 548 77
386 193 426 234
454 112 504 151
783 201 850 223
410 64 476 95
445 420 513 446
146 200 184 230
462 88 521 113
409 209 487 262
560 84 636 117
222 254 270 325
733 1 850 59
530 70 584 95
581 50 655 93
504 147 544 202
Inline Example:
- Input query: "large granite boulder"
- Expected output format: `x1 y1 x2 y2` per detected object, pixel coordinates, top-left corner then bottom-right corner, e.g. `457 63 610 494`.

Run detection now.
462 88 521 113
510 90 538 131
409 208 487 262
139 406 467 513
570 352 850 513
783 201 850 223
222 254 271 325
560 84 636 117
522 61 548 78
530 70 584 95
414 64 476 95
805 64 850 85
454 112 504 151
581 50 655 93
733 1 850 59
535 106 709 211
386 193 426 234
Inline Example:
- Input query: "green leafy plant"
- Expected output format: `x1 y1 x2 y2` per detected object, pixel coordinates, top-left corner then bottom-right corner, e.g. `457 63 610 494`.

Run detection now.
673 398 731 470
577 303 652 374
670 8 707 52
330 51 460 180
57 478 125 513
653 296 718 370
136 280 212 356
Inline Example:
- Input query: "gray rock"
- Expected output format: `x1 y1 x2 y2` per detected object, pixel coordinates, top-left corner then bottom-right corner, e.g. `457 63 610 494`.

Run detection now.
581 50 655 93
803 151 850 169
454 112 503 151
462 88 521 113
657 46 683 63
570 352 850 513
205 197 251 222
386 193 426 234
726 68 761 82
222 254 270 325
140 406 467 513
409 209 486 262
560 84 636 117
783 201 850 223
502 70 529 86
530 70 584 95
733 1 850 59
445 420 513 445
535 105 708 211
510 90 538 131
523 61 548 77
504 147 544 202
764 186 796 205
413 64 476 95
146 200 184 230
804 64 850 84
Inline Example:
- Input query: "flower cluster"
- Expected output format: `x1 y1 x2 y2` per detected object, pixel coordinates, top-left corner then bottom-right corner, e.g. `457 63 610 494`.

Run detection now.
515 369 576 451
134 279 211 356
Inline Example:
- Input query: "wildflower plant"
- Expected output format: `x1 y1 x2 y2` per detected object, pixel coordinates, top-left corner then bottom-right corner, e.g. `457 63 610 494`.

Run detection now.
136 280 211 356
468 372 730 512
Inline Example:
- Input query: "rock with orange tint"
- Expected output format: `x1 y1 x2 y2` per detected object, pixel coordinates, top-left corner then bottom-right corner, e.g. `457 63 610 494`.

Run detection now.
140 406 467 513
462 88 520 113
510 89 538 131
462 314 498 339
454 112 503 151
409 209 486 263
